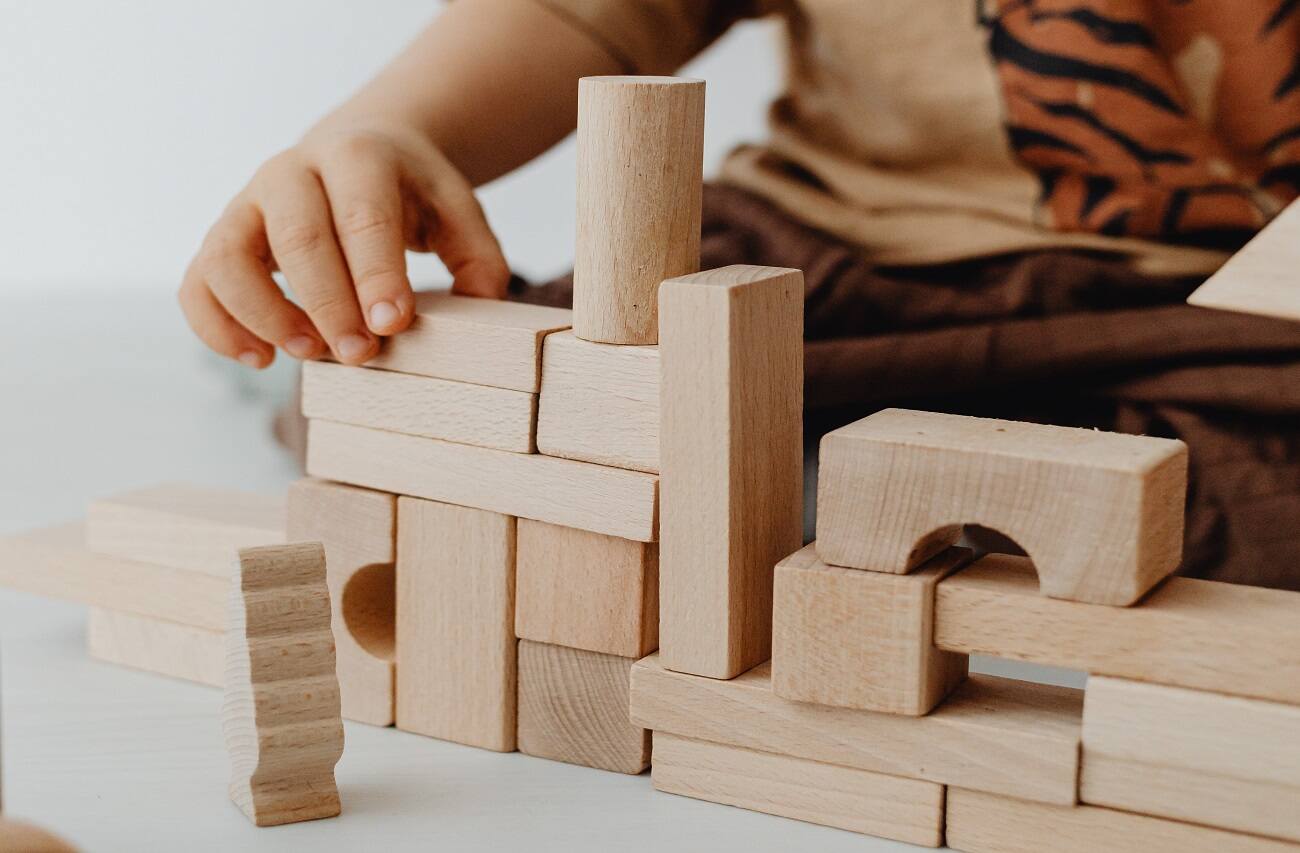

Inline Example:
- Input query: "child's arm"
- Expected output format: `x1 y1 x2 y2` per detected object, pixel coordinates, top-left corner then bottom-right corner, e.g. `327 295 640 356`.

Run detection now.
179 0 621 368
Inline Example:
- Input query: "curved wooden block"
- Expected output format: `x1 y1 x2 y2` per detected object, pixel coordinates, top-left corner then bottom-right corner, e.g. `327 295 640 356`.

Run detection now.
0 818 76 852
815 409 1187 605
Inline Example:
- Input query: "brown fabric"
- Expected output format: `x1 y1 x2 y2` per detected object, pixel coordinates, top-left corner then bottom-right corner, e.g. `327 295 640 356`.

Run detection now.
516 184 1300 591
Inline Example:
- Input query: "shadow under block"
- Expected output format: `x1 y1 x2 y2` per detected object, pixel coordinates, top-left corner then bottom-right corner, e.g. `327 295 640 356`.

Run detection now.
516 640 649 774
306 420 658 542
658 265 803 678
287 478 396 726
0 819 77 853
88 608 223 687
514 519 657 658
652 733 943 845
396 498 516 751
222 543 343 827
630 655 1081 805
815 408 1187 605
573 76 705 345
301 360 537 453
772 544 970 715
1188 199 1300 322
946 788 1300 853
365 290 572 392
535 331 659 472
935 554 1300 705
1080 676 1300 843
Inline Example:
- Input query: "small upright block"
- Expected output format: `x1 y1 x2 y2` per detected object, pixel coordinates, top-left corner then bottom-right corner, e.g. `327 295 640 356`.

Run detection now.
772 544 971 715
1188 199 1300 322
816 408 1188 605
222 543 343 827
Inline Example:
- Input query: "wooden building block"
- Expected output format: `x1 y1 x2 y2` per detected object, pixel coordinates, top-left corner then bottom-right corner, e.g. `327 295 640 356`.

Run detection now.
574 76 705 345
772 544 970 715
88 608 223 687
286 479 396 726
535 331 659 472
947 788 1299 853
658 265 803 678
301 360 536 453
0 818 76 853
307 420 658 541
1081 676 1300 843
631 655 1081 805
816 408 1188 605
222 543 343 827
366 290 571 392
1188 199 1300 323
396 498 516 751
515 519 657 658
86 483 284 576
935 554 1300 705
652 733 944 845
516 640 649 774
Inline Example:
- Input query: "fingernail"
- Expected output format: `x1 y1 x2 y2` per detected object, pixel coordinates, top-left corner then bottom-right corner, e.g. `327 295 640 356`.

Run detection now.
369 301 400 330
238 351 264 369
284 335 318 359
335 334 372 362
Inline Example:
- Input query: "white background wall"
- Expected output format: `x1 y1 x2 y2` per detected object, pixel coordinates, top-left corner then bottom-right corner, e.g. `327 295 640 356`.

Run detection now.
0 2 781 293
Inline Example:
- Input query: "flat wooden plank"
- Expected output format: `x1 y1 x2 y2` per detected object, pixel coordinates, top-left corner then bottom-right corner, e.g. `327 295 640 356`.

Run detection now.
395 497 517 752
88 608 223 687
1188 200 1300 323
306 420 658 541
366 291 572 392
652 733 943 846
935 554 1300 705
302 360 536 453
535 331 659 472
631 654 1081 805
658 265 803 678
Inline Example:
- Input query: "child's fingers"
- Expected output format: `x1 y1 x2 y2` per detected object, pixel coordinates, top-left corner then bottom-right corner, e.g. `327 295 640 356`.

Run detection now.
178 269 275 369
418 156 510 299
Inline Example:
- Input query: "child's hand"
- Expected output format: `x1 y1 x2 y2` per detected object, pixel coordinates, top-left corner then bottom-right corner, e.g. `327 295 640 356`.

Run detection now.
179 123 510 368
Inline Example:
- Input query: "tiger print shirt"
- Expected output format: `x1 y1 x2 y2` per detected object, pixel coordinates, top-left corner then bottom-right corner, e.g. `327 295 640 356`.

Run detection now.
534 0 1300 275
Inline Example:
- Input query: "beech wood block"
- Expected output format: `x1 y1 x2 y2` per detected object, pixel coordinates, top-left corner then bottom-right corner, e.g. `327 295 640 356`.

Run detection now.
652 733 943 846
947 788 1299 853
223 543 343 827
88 607 223 687
516 640 649 774
0 818 76 852
574 76 705 345
86 483 284 577
306 420 658 541
1081 676 1300 843
302 360 537 453
287 478 396 726
772 544 971 715
631 654 1082 805
658 265 803 678
514 519 657 658
366 291 571 392
935 554 1300 705
535 331 659 472
1188 199 1300 322
396 498 517 751
816 408 1188 605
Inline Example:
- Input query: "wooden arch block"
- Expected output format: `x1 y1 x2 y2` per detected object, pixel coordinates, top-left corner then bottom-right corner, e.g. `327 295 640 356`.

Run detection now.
816 409 1188 606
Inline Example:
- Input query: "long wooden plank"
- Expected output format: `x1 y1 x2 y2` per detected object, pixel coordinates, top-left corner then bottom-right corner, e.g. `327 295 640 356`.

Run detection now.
306 420 658 541
88 608 223 687
1187 199 1300 323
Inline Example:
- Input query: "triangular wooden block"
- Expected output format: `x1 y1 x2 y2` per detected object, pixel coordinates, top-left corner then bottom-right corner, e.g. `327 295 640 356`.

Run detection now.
1188 200 1300 323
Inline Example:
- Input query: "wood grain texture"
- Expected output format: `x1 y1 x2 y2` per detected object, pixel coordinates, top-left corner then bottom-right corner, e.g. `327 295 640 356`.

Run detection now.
658 265 803 678
306 420 658 541
574 76 705 345
366 290 571 392
88 607 223 687
535 331 659 472
652 733 944 846
816 408 1187 605
935 554 1300 705
287 478 396 726
0 818 76 852
395 498 516 751
947 788 1299 853
514 519 657 658
1188 199 1300 322
631 655 1082 805
772 544 970 715
302 360 537 453
86 483 284 576
222 543 343 827
516 640 649 774
1081 676 1300 843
